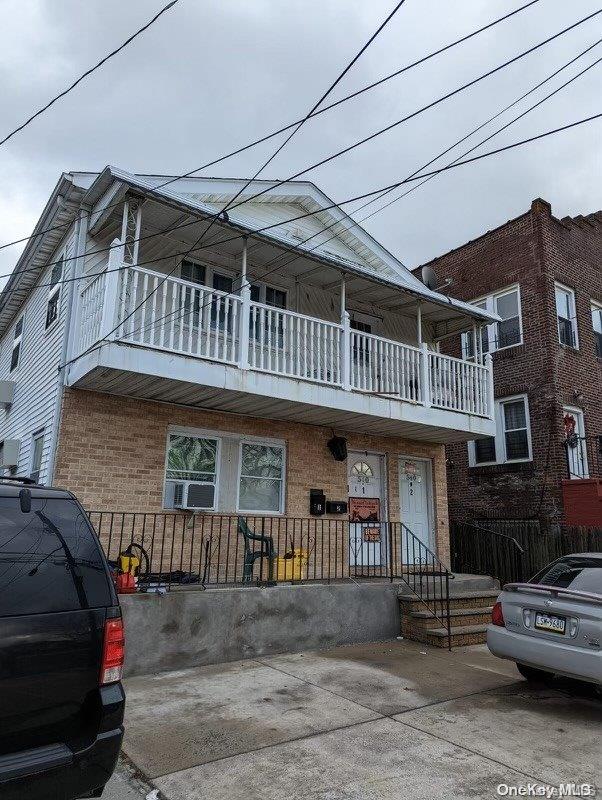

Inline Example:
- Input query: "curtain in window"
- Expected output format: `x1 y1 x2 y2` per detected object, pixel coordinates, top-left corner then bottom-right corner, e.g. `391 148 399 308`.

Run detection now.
238 443 283 512
166 435 217 481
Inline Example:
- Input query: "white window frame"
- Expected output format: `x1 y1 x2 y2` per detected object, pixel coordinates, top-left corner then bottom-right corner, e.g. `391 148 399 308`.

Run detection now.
45 252 64 332
236 439 286 515
554 282 579 349
591 300 602 358
163 426 286 514
9 315 24 373
462 285 522 358
30 430 44 483
468 393 532 466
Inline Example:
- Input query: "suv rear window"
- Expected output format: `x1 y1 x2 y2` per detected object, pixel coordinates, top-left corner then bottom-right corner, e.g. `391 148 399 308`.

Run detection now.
0 496 113 616
531 556 602 595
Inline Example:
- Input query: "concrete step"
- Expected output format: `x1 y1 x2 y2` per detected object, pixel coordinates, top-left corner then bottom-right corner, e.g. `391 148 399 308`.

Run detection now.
398 590 500 612
409 606 493 629
425 623 489 648
401 573 498 594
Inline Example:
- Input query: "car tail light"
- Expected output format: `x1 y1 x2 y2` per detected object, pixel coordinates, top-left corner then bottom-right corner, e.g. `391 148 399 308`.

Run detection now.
491 601 505 627
101 617 125 685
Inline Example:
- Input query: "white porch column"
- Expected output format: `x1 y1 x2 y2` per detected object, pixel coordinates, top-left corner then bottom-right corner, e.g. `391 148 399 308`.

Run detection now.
239 237 250 370
485 352 495 419
420 342 431 407
416 301 422 345
472 322 479 363
98 239 124 341
340 275 351 390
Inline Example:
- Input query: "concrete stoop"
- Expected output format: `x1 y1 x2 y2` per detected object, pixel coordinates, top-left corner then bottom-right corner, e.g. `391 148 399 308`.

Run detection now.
398 574 500 648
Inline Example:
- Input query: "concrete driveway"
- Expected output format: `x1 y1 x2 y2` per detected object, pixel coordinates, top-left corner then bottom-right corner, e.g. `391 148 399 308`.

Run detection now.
119 640 601 799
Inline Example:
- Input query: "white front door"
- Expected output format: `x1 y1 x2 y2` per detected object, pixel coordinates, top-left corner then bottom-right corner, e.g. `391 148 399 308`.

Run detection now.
563 406 588 478
348 452 386 569
399 458 432 564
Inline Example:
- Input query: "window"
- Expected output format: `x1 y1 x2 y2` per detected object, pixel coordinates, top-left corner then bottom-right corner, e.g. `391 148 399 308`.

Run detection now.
164 428 285 513
462 286 522 358
238 442 284 513
351 460 373 478
10 316 23 372
350 318 372 366
45 257 63 330
555 283 578 348
469 395 531 466
179 260 206 327
30 431 44 483
165 434 219 510
592 302 602 358
180 259 206 285
211 273 234 331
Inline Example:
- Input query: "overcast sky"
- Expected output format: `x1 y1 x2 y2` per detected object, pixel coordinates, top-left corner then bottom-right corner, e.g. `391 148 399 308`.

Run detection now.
0 0 601 281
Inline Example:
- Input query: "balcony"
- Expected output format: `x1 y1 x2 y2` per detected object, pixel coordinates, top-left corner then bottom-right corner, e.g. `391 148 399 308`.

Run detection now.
69 254 495 443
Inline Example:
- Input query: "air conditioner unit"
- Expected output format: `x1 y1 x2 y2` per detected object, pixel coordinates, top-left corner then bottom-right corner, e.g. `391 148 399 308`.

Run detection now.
0 381 15 408
173 481 215 510
0 439 20 468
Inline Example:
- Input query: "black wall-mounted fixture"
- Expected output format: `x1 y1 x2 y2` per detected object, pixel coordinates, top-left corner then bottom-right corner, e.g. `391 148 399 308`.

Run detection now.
310 489 326 516
326 500 348 515
327 436 347 462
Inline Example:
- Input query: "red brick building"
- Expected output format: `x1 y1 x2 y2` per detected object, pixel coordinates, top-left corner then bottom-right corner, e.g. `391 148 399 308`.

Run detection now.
420 198 602 525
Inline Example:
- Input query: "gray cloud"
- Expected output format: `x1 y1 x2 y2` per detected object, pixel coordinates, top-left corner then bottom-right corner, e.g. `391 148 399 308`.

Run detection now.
0 0 600 283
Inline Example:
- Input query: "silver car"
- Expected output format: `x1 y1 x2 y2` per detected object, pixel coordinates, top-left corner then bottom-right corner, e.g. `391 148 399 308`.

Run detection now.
487 553 602 685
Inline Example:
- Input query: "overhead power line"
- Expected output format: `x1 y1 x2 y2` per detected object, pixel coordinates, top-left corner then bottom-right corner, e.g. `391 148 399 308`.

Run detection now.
0 0 180 148
1 6 594 292
70 0 410 364
0 0 540 255
250 37 602 278
54 109 602 353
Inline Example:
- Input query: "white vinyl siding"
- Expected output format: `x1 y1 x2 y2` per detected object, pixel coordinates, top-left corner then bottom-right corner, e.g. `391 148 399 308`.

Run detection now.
0 227 76 483
555 283 578 348
469 394 531 466
164 426 285 513
462 286 522 358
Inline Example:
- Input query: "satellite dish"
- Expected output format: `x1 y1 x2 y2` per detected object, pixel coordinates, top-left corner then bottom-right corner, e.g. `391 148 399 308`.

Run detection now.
421 265 438 290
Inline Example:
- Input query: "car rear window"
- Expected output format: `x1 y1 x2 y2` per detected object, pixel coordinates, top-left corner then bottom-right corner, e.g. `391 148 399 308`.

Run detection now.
0 495 113 616
531 556 602 595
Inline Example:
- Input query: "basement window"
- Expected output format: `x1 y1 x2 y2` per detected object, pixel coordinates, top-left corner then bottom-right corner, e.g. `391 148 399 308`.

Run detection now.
45 257 63 330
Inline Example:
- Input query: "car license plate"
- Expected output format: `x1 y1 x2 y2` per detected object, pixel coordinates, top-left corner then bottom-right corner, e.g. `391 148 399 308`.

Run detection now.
534 612 566 634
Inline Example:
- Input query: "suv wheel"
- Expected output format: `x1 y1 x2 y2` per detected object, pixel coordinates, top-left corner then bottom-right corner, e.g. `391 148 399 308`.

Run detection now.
516 662 553 682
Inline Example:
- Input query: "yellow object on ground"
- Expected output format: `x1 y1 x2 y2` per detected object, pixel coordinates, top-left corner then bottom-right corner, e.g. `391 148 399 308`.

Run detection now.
274 549 309 581
119 554 140 575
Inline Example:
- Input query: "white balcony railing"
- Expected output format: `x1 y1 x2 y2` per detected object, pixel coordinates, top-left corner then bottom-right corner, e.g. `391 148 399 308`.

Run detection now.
76 254 494 420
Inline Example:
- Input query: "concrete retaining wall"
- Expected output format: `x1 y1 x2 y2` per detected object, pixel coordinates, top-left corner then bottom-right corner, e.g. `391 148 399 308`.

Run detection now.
120 582 401 677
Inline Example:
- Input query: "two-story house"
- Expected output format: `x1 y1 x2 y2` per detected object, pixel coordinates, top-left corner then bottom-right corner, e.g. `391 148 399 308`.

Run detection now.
0 167 497 570
422 198 602 527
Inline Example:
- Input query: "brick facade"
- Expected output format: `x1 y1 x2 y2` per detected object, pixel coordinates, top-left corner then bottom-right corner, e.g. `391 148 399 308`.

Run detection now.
423 199 602 522
54 388 451 562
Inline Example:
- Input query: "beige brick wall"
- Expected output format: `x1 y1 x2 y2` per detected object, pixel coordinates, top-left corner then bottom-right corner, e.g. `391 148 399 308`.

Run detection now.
54 388 450 563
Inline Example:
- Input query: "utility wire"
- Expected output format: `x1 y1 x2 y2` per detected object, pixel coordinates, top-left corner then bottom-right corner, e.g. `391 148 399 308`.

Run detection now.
67 0 409 365
246 37 602 279
63 109 602 355
2 7 594 293
0 0 540 256
0 0 181 148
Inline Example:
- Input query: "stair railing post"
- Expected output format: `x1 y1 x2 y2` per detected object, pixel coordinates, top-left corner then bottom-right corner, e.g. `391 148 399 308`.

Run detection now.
445 570 451 651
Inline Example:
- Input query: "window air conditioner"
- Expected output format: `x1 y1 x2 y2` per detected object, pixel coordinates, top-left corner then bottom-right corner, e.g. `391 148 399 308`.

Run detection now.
173 481 215 510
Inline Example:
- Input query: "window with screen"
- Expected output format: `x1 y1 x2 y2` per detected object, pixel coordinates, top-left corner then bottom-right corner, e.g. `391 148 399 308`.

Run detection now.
469 394 531 466
45 258 63 330
238 442 284 513
10 316 24 372
591 302 602 358
462 287 521 358
555 283 578 348
30 431 44 483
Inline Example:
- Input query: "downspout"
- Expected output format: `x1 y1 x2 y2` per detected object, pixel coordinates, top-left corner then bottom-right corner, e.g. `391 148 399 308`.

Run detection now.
46 205 90 485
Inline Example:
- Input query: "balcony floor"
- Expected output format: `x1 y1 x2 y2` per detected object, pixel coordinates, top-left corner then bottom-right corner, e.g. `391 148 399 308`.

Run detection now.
67 341 495 443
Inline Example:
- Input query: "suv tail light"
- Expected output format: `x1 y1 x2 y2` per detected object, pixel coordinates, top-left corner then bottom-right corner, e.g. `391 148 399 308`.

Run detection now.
101 616 125 685
491 601 505 627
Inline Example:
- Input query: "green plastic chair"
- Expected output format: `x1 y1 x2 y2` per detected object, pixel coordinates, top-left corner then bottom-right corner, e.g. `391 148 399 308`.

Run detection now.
238 517 276 583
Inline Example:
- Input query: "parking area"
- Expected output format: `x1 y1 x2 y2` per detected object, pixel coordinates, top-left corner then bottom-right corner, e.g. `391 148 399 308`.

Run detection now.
113 639 600 799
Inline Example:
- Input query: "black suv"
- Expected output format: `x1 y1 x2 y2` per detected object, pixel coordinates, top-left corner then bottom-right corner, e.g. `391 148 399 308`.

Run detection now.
0 479 125 799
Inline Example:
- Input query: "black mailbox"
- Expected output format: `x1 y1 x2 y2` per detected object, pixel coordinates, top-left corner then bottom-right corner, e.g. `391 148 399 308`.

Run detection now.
326 500 348 515
310 489 326 516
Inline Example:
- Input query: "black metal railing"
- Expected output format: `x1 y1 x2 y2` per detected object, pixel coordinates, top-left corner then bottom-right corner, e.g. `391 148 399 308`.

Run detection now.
564 434 602 479
451 521 526 586
88 511 452 645
392 522 452 650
